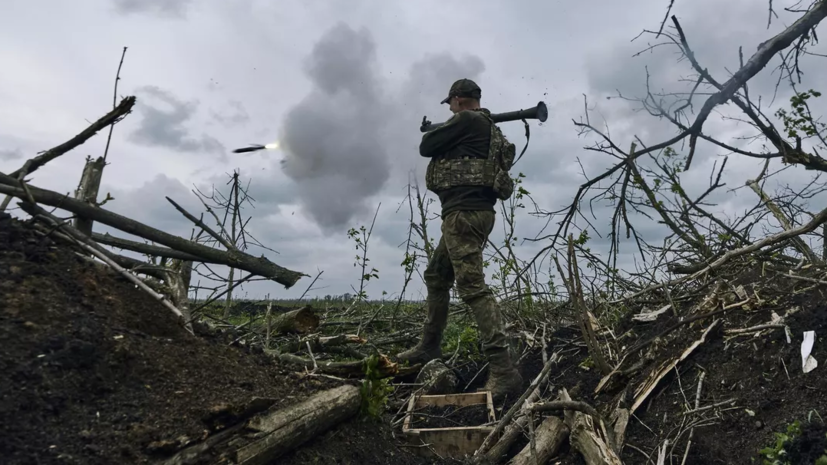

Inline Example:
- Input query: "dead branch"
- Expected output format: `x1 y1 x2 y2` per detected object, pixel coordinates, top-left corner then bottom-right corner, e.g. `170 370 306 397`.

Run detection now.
92 232 204 261
559 388 622 465
746 178 820 263
631 319 719 413
8 96 136 179
508 415 569 465
614 203 827 303
273 353 398 379
21 201 191 332
166 196 237 252
0 172 306 287
478 354 558 463
475 351 561 458
521 3 827 282
529 400 604 421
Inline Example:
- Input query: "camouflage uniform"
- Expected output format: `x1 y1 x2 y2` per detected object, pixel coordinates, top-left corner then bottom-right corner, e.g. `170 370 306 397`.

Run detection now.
398 79 523 400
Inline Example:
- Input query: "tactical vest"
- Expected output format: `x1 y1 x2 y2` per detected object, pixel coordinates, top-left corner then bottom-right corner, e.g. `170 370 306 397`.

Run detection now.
425 113 516 200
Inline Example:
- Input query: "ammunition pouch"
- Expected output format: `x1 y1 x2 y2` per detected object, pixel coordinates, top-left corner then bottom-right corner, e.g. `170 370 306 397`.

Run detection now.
425 114 516 201
425 157 495 191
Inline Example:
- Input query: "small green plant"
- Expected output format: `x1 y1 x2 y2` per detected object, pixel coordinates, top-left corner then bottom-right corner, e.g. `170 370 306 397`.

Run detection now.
347 204 381 302
758 420 802 464
442 322 481 360
359 354 394 419
775 89 825 142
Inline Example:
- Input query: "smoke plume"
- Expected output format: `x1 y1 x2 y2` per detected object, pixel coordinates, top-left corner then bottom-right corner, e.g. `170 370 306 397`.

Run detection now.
279 22 485 234
278 23 389 233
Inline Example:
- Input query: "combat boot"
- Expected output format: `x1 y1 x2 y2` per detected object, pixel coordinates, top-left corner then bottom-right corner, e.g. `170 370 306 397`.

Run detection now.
397 329 443 365
398 286 449 365
480 348 523 401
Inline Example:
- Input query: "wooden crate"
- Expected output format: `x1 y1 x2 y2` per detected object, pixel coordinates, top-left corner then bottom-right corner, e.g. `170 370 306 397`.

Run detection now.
401 391 497 459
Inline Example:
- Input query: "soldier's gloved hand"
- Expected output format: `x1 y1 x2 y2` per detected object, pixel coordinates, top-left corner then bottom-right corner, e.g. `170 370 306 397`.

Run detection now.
420 116 432 131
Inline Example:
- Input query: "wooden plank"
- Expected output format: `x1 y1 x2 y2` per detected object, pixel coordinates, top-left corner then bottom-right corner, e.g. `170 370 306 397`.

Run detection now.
415 392 489 407
402 391 499 460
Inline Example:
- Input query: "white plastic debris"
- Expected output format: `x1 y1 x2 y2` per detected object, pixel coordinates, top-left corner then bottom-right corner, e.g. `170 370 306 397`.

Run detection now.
632 304 671 322
801 331 818 374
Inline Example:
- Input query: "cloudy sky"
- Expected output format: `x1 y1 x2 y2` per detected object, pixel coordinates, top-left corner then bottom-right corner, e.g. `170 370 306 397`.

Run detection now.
2 0 826 301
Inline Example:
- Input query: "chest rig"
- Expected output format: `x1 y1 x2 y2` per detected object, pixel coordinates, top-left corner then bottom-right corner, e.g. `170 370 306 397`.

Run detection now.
425 112 516 200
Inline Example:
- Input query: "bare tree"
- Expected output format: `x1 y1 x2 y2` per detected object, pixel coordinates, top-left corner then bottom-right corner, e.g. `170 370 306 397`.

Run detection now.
521 1 827 298
192 169 279 318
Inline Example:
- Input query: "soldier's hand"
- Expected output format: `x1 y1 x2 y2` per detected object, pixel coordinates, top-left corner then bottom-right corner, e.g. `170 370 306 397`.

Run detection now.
420 116 431 131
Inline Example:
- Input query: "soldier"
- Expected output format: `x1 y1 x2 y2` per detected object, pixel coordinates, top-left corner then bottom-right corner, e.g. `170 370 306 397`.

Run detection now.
397 79 523 400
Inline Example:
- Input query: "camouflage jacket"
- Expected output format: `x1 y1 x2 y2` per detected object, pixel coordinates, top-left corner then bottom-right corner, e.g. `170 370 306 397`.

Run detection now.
419 109 498 214
420 108 515 209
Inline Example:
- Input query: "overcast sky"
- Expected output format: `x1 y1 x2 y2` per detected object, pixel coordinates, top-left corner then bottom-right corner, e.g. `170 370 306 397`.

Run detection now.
2 0 826 301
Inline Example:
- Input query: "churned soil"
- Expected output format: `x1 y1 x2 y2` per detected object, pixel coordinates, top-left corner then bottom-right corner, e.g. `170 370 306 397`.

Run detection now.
0 213 432 464
599 263 827 464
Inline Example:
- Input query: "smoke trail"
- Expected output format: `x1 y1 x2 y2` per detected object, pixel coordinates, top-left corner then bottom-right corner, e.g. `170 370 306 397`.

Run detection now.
279 23 390 233
279 22 486 234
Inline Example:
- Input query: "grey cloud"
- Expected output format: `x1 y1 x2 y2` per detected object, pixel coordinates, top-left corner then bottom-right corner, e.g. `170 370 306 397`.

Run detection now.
111 0 192 18
588 1 779 100
127 85 226 159
0 148 22 161
211 101 250 127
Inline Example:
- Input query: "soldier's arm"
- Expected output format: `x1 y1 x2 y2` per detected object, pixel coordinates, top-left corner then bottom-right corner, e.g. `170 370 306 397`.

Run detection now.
419 111 471 158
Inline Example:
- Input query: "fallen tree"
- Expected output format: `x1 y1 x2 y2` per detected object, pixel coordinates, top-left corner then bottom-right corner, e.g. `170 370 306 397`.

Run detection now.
0 173 305 288
268 306 320 334
232 384 362 465
159 384 362 465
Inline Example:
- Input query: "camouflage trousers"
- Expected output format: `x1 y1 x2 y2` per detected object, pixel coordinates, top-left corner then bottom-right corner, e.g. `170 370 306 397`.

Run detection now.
422 210 509 355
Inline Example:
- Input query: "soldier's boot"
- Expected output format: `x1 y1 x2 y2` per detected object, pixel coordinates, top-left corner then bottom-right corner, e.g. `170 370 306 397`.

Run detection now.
466 294 523 401
397 288 449 365
480 347 523 401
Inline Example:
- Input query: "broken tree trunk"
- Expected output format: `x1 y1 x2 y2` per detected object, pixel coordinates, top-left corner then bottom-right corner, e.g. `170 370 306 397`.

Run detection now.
0 174 306 288
73 156 106 236
92 232 204 261
164 259 193 322
559 389 622 465
508 416 569 465
233 384 361 465
271 306 320 334
558 239 611 376
747 179 819 263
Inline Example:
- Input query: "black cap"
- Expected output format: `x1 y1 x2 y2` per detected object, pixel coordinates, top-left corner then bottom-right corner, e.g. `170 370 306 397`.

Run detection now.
441 78 482 104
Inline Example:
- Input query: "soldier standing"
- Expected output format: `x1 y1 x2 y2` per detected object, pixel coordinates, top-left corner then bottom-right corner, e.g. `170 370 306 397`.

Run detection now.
397 79 523 400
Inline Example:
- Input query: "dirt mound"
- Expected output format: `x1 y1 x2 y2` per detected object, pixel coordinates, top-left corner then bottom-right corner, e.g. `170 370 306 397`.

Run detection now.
0 214 412 464
582 259 827 464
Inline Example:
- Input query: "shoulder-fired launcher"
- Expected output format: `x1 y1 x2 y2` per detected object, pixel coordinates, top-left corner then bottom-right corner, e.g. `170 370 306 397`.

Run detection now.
420 101 548 132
